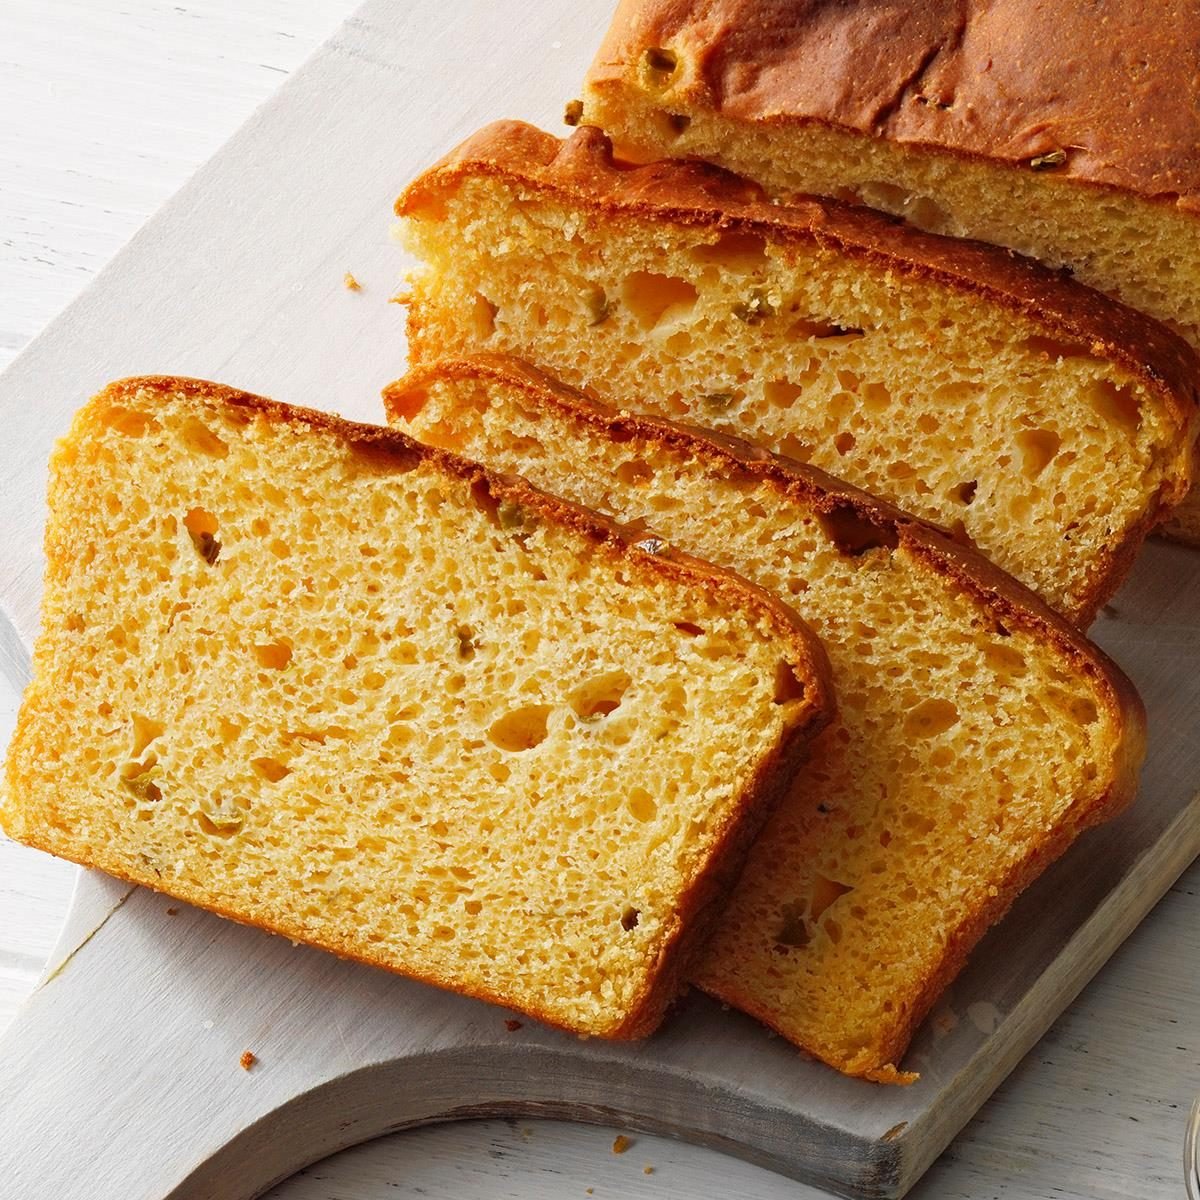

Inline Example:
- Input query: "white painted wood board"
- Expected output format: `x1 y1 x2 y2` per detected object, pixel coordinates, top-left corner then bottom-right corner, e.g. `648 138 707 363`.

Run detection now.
0 2 1198 1198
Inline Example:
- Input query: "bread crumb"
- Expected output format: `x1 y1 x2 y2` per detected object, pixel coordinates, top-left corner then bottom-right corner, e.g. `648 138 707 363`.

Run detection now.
166 906 178 915
643 1165 654 1175
585 1190 593 1196
504 1018 523 1031
343 271 362 291
612 1134 632 1154
239 1050 257 1071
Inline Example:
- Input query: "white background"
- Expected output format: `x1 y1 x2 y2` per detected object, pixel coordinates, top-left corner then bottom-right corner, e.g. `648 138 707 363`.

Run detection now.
1 3 1198 1197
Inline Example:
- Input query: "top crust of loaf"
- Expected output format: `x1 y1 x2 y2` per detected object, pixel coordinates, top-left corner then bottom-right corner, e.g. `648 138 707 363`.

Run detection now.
3 374 835 1040
387 353 1147 809
586 0 1200 213
397 120 1200 432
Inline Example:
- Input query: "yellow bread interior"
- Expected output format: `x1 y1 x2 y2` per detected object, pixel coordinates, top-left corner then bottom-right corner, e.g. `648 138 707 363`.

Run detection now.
1 377 831 1038
400 164 1190 624
386 357 1145 1078
580 77 1200 544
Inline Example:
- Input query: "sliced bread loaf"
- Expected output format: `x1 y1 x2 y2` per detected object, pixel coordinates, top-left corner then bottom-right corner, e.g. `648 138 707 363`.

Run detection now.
396 121 1199 625
1 375 834 1039
579 0 1200 544
385 355 1147 1079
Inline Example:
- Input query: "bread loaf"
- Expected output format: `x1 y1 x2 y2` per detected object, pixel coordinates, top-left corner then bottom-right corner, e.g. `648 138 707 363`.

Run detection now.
396 121 1198 625
579 0 1200 542
1 375 834 1039
385 354 1147 1079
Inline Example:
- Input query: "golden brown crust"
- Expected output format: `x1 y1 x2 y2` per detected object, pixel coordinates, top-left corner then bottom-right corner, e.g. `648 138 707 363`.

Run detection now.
587 0 1200 213
7 374 834 1041
385 354 1146 1069
396 120 1200 440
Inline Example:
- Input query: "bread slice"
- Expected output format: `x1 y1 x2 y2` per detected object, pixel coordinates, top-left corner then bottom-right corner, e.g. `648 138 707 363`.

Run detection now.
396 121 1198 625
384 354 1147 1079
579 0 1200 543
1 375 834 1040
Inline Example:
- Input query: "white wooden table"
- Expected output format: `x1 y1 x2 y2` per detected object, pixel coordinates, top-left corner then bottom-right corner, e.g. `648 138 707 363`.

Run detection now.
1 3 1198 1196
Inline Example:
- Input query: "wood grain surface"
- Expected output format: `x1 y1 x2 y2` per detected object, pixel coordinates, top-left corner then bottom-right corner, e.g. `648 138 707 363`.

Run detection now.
1 4 1199 1198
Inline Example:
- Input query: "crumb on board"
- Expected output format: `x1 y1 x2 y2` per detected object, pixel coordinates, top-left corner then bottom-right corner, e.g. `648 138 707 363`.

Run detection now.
239 1050 257 1071
643 1165 654 1175
504 1018 523 1032
388 288 411 305
612 1134 632 1155
166 906 178 916
343 271 362 291
585 1190 593 1196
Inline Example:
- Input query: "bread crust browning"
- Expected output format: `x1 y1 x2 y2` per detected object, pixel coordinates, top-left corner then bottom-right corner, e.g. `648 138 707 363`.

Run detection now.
586 0 1200 214
3 374 834 1041
385 355 1146 1074
396 120 1200 457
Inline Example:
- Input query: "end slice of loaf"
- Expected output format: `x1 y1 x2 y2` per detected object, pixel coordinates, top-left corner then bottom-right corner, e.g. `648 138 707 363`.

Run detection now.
385 354 1147 1079
396 120 1199 625
579 0 1200 545
1 376 834 1039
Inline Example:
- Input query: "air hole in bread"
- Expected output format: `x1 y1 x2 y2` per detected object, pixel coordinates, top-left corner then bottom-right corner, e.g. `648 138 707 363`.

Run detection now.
471 292 498 340
620 906 640 930
651 109 692 141
102 405 160 437
954 480 978 505
570 670 632 720
347 438 421 475
388 386 429 422
673 620 704 636
1088 379 1141 430
179 417 229 458
621 271 698 330
907 196 951 233
861 381 891 411
616 459 653 486
197 807 244 838
787 315 863 341
834 431 856 456
641 46 679 87
816 501 899 556
810 874 854 921
183 507 221 565
691 230 768 269
773 661 808 705
1018 334 1090 362
857 180 909 211
903 698 960 738
488 704 552 752
982 642 1027 676
455 625 479 661
130 713 164 757
778 434 813 463
120 761 162 804
774 900 811 949
251 756 291 783
764 380 802 409
627 787 657 822
253 640 293 670
1016 428 1062 478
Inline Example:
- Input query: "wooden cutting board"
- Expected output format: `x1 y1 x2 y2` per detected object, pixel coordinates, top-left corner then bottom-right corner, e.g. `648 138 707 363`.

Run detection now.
1 4 1198 1197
